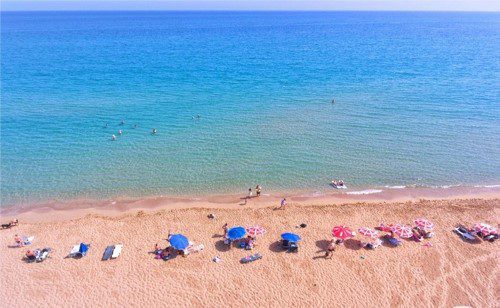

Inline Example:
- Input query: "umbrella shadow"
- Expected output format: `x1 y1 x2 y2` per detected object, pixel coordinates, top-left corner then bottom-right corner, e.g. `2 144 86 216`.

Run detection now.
344 239 362 251
212 234 224 239
315 240 330 253
215 240 231 252
268 240 285 253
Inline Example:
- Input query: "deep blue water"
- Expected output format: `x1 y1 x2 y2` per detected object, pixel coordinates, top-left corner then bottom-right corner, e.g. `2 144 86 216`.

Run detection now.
1 11 499 205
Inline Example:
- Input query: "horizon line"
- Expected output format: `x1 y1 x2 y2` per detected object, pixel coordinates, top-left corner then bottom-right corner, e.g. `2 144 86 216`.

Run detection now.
2 9 500 13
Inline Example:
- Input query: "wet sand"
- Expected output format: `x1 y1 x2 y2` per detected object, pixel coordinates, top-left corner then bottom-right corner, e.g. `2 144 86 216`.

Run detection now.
0 197 498 307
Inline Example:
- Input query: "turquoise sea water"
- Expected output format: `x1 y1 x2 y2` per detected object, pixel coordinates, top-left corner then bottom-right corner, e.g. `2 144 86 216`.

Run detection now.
1 11 499 205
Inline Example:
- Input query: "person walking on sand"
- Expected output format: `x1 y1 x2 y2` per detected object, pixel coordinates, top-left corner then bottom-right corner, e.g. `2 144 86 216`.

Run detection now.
279 198 287 210
248 188 253 199
222 223 228 237
325 239 336 258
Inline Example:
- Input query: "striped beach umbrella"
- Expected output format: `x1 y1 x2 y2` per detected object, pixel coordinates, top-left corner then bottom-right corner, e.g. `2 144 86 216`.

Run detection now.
246 226 266 237
332 225 354 239
358 227 379 238
473 223 497 236
391 224 412 238
414 218 434 230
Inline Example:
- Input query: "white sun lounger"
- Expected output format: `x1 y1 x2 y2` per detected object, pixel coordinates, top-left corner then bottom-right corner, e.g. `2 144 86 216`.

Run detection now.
186 244 204 254
111 244 123 259
67 245 80 257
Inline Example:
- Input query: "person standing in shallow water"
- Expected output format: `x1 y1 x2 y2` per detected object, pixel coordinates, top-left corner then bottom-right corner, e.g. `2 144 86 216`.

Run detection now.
256 185 261 197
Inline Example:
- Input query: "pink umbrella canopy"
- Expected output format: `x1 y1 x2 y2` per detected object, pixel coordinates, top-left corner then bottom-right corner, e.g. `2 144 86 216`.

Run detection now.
414 218 434 230
358 227 379 238
473 223 497 236
391 224 412 238
246 226 266 237
332 225 354 239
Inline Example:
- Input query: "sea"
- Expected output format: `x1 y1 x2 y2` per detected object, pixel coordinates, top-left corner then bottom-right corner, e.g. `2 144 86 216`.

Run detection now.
1 11 499 206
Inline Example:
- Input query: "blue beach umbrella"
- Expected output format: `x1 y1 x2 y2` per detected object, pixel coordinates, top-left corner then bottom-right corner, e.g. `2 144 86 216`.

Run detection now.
169 234 189 250
227 226 247 240
281 233 301 242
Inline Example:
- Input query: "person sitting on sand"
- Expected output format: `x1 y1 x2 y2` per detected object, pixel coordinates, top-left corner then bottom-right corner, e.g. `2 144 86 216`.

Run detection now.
245 236 255 250
412 228 423 242
25 250 36 261
154 243 161 255
417 227 434 239
14 234 23 247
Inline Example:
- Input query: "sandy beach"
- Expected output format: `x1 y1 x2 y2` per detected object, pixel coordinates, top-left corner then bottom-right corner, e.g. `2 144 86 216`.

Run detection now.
1 196 498 307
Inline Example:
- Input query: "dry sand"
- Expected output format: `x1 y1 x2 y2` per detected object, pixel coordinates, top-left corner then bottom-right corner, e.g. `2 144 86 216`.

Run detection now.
0 198 499 307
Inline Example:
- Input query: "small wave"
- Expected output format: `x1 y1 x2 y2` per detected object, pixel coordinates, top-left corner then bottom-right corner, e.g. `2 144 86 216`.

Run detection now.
384 185 406 189
346 189 383 195
474 184 500 188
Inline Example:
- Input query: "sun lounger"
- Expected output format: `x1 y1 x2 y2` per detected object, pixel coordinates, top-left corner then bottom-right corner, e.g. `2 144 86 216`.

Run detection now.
185 244 204 254
382 235 401 247
241 253 262 263
111 244 122 259
365 239 382 249
102 245 114 261
453 225 477 242
288 242 299 253
66 245 80 258
68 243 90 258
36 248 52 262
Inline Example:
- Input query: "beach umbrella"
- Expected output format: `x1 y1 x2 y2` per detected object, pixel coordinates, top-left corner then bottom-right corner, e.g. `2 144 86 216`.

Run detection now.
473 223 497 236
414 218 434 230
281 233 301 242
358 227 379 238
391 224 412 238
227 226 247 240
332 225 354 239
169 234 189 250
246 226 266 237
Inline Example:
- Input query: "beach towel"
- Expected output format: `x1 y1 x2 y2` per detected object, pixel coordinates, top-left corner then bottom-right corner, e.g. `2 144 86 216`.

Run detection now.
111 245 122 259
241 253 262 263
22 236 34 246
102 246 114 261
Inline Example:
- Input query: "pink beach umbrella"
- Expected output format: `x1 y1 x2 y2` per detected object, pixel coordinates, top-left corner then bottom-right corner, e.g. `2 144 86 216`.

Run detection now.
358 227 379 238
246 226 266 237
414 218 434 230
473 223 497 236
332 225 354 239
391 224 413 238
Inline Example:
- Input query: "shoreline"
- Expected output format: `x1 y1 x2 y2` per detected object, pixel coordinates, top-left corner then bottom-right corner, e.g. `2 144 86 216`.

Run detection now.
2 184 499 222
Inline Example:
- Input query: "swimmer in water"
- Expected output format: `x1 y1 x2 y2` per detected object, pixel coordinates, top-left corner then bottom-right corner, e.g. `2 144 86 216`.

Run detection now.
112 134 117 141
120 120 125 125
104 123 108 128
331 99 335 104
118 130 122 135
134 124 138 129
152 128 157 134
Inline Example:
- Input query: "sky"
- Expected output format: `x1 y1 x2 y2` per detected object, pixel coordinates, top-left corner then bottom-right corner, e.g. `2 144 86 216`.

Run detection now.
1 0 500 11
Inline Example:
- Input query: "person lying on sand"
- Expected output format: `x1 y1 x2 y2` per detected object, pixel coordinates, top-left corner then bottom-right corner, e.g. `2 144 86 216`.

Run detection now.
2 219 18 229
412 228 423 242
